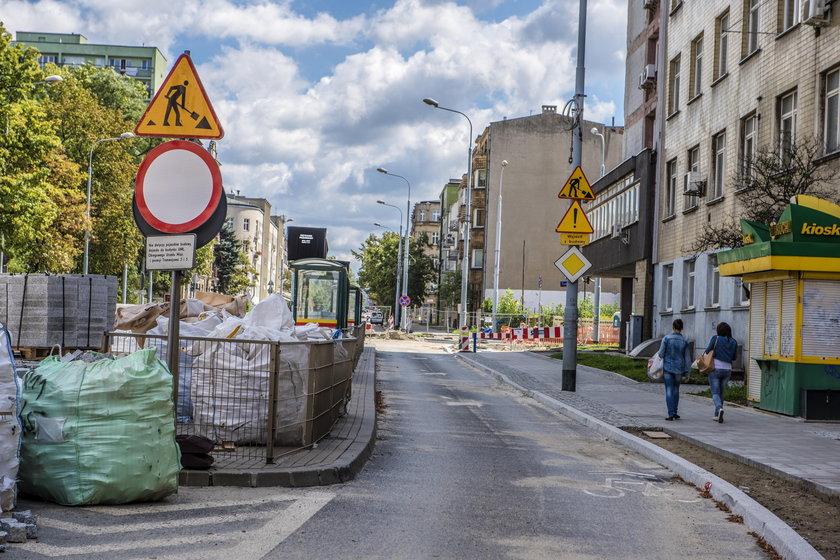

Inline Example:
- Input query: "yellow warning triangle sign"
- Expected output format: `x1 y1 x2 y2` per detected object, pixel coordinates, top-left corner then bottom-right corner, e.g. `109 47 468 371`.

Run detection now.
555 200 594 233
558 166 595 200
135 54 224 139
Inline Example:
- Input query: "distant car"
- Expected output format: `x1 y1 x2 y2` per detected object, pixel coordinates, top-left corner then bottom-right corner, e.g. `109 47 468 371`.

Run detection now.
369 311 384 325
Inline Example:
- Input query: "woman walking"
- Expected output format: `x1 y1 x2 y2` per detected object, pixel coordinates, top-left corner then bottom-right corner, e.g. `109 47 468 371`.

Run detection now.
704 322 738 423
657 319 691 421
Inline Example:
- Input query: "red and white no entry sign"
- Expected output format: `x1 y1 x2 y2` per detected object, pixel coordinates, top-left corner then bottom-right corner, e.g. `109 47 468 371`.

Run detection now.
135 140 222 233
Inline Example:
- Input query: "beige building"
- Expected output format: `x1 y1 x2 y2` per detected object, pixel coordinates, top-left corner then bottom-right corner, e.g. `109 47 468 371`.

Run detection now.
225 194 290 302
476 106 624 313
654 0 840 353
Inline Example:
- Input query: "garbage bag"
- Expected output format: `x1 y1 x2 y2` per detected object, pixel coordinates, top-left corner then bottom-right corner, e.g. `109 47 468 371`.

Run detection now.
18 349 180 505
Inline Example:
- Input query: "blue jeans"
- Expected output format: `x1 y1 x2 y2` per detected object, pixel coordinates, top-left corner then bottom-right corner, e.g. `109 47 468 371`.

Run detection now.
662 372 683 417
708 368 732 416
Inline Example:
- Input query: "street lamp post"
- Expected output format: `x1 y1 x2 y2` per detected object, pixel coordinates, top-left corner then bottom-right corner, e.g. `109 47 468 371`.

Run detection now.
84 132 135 275
377 168 411 331
591 126 606 343
492 160 509 333
377 201 403 330
423 98 473 329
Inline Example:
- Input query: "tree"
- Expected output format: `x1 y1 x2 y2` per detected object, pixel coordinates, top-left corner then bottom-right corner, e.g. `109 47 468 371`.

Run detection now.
438 271 460 311
214 223 254 295
689 138 840 253
353 232 437 309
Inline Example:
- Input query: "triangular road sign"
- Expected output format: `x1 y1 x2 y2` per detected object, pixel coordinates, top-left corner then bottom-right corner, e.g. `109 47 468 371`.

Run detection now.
558 166 595 200
555 200 594 233
135 53 224 139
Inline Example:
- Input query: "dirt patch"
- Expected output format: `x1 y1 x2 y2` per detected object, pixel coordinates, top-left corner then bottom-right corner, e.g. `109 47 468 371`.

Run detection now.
628 429 840 560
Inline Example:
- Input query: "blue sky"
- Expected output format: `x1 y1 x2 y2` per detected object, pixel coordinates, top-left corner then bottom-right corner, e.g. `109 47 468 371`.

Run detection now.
2 0 628 266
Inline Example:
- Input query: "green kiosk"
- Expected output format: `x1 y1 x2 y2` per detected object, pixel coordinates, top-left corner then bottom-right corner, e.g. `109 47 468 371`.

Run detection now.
717 195 840 419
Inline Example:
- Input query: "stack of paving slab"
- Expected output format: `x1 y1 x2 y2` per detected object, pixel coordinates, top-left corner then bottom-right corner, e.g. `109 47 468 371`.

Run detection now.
0 274 117 350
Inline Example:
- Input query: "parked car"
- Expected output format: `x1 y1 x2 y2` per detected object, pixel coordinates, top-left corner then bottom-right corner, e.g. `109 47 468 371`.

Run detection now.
369 311 384 325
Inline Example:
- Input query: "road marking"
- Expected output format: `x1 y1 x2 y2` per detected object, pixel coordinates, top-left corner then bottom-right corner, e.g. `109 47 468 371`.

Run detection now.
445 400 484 407
423 372 447 376
17 491 335 558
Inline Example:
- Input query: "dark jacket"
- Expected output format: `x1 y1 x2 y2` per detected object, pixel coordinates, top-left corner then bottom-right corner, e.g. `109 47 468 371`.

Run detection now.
704 335 738 364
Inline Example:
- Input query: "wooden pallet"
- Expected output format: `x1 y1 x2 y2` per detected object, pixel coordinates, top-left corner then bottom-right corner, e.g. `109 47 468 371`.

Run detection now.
13 346 98 361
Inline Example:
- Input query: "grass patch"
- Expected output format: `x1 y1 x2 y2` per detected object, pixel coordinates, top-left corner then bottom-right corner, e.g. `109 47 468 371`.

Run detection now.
549 352 649 382
692 384 748 406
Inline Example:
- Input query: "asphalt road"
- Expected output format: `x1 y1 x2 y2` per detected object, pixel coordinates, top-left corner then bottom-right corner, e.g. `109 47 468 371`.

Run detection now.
14 339 770 559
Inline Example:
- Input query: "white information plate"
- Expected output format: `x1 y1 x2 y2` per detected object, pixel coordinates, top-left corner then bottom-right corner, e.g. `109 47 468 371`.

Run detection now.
146 234 197 271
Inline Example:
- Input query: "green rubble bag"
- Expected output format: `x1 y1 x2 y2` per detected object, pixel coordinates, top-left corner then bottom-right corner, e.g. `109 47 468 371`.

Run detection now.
19 349 181 505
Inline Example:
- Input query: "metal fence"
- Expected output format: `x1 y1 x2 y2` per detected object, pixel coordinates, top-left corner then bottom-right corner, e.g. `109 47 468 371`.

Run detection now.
104 331 360 467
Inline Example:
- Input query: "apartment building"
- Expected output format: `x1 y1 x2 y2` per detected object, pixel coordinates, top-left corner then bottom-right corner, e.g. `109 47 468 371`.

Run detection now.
582 0 661 349
477 105 623 314
12 31 166 96
225 194 289 302
654 0 840 357
410 200 442 314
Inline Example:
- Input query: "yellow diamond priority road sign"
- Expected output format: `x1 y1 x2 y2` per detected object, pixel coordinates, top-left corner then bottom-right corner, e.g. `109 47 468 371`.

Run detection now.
135 53 224 139
554 247 592 283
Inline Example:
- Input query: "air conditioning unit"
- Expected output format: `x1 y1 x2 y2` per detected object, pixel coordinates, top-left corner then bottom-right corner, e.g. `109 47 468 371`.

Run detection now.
643 0 656 10
638 64 657 90
801 0 829 26
683 171 705 195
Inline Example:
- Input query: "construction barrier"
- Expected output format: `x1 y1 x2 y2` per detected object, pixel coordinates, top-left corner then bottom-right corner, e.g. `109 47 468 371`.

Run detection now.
477 326 620 345
459 325 470 351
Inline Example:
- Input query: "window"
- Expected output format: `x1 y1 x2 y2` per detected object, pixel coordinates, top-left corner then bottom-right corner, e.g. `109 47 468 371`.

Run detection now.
475 169 487 188
243 217 250 232
37 54 56 68
734 277 751 306
744 0 760 56
708 256 720 307
690 35 704 98
779 90 797 157
419 211 426 222
663 265 674 312
432 210 441 222
715 11 730 79
473 208 485 228
471 249 484 269
741 113 758 180
666 159 677 217
255 221 261 240
684 260 696 309
668 56 681 114
431 232 440 246
686 146 700 208
712 132 726 199
141 59 149 70
782 0 800 31
825 69 840 153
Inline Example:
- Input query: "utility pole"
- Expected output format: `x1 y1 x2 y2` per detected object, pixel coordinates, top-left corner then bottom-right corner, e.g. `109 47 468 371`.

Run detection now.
562 0 587 392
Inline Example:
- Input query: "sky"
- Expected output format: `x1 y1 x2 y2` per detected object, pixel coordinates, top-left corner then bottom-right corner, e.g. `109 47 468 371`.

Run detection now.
1 0 628 268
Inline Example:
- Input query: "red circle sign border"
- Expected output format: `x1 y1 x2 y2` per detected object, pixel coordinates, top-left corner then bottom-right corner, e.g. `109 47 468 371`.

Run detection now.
135 140 222 233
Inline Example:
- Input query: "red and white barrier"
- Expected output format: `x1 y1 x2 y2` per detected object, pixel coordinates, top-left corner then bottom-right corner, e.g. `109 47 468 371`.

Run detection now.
478 326 564 340
459 326 470 351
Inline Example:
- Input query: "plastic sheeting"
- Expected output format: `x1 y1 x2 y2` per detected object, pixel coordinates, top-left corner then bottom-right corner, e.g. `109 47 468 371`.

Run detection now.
0 324 20 511
18 349 180 506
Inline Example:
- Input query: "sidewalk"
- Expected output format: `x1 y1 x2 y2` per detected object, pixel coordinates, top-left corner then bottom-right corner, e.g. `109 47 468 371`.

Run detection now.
179 346 377 488
458 349 839 560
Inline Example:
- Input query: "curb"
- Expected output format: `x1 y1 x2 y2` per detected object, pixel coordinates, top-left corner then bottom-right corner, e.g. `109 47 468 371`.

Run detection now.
180 347 377 488
456 353 824 560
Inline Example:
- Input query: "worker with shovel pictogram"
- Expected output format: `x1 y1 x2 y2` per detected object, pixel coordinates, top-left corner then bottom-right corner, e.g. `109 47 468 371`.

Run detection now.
163 80 199 127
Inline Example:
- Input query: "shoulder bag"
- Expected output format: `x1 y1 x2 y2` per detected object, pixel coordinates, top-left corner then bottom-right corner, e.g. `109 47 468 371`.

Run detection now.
697 336 717 373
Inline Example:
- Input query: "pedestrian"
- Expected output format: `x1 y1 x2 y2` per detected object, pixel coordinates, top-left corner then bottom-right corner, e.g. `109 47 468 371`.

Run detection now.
657 318 691 421
704 322 738 423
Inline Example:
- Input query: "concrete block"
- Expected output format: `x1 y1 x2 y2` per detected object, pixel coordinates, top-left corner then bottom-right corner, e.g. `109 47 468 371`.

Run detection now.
11 510 36 525
0 519 26 543
209 471 253 487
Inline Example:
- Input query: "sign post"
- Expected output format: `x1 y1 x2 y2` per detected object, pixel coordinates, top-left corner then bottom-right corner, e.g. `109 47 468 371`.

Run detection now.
133 51 225 403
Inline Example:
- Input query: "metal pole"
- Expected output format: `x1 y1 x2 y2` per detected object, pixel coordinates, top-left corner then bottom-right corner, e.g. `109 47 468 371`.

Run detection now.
167 270 182 410
148 271 153 302
562 0 587 392
592 127 606 343
403 190 410 331
394 223 403 329
492 160 508 332
122 263 128 303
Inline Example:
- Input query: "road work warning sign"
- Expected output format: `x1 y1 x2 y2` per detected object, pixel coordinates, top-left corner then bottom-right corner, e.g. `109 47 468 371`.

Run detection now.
135 53 224 139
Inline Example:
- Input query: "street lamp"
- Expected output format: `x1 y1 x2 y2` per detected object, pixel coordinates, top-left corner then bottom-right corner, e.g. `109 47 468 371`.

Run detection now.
84 132 135 275
492 160 509 333
377 200 403 330
591 127 606 343
423 97 473 328
377 167 411 331
33 75 63 86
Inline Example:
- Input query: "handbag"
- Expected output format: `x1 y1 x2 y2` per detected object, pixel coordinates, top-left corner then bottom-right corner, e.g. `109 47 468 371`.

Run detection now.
647 352 664 380
697 336 717 373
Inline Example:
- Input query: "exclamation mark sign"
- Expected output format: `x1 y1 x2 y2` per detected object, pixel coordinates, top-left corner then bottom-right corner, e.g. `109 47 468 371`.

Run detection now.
573 207 578 229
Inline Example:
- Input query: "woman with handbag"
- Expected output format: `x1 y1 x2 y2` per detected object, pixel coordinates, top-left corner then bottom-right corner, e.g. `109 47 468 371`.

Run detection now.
704 322 738 423
657 319 692 421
